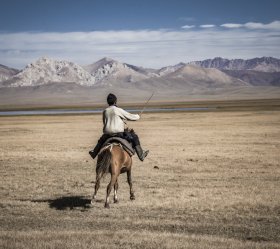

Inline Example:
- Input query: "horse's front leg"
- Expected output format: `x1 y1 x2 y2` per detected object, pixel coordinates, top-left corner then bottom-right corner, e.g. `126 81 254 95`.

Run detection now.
105 174 117 208
113 179 119 203
127 169 135 200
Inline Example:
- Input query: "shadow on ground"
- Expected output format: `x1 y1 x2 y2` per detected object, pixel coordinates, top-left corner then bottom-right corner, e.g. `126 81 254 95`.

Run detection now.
31 196 92 210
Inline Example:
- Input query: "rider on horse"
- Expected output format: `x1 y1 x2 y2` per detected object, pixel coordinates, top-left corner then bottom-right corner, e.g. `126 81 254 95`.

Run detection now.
89 93 149 161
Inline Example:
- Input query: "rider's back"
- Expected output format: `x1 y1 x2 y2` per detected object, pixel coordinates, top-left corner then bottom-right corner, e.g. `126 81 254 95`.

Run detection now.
103 106 139 134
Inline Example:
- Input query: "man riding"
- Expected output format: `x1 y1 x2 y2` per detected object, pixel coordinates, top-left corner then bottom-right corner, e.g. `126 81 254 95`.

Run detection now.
89 93 149 161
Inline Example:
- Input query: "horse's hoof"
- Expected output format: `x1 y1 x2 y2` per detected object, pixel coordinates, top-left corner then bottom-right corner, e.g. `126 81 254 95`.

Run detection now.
104 203 110 208
114 199 119 203
130 195 135 200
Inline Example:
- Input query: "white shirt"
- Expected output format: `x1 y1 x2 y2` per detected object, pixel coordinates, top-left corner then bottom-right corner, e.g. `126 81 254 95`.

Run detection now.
103 105 140 134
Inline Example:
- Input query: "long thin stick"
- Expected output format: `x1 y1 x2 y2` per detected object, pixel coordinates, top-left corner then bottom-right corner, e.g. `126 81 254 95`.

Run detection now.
140 92 155 116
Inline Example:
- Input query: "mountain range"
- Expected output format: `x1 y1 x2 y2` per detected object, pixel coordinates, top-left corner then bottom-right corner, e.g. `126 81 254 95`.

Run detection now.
1 56 280 87
0 56 279 107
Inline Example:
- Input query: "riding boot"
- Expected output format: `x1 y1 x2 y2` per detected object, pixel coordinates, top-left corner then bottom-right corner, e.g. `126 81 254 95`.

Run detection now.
89 142 103 159
135 145 149 161
89 134 112 159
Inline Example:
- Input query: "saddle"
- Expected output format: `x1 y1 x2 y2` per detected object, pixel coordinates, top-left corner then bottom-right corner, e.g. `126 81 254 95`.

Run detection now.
99 137 135 157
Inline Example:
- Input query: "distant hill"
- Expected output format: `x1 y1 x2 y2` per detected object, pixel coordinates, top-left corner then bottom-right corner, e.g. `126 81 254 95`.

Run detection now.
0 64 19 82
1 57 96 87
189 57 280 72
165 64 249 87
221 70 280 86
82 57 149 85
156 62 186 76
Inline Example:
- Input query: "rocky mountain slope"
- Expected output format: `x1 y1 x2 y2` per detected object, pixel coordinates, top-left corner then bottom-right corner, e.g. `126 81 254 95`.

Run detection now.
221 70 280 86
1 57 96 87
0 64 19 82
166 65 248 87
189 57 280 72
156 62 186 76
83 57 149 85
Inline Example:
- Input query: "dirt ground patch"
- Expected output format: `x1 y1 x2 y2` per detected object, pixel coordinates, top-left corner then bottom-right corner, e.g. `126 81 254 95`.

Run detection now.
0 106 279 248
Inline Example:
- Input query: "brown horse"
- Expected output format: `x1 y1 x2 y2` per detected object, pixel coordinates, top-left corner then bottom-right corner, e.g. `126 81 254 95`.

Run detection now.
91 143 135 208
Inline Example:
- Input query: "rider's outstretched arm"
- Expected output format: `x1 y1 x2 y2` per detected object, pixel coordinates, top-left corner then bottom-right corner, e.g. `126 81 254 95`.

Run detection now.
116 107 140 121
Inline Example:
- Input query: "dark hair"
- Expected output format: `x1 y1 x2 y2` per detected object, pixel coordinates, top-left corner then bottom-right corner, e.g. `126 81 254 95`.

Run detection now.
107 93 117 106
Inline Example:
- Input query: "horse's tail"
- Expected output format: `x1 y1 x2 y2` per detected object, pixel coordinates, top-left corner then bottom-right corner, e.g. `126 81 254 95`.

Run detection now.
96 149 112 180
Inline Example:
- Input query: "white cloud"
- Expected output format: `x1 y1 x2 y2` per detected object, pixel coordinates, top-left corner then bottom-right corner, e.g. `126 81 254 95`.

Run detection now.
244 20 280 30
200 24 216 28
181 25 195 29
0 28 279 69
221 20 280 30
221 23 243 28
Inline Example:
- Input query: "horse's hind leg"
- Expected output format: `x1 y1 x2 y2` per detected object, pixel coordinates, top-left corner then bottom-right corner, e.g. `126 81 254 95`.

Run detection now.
91 174 101 204
127 169 135 200
113 179 119 203
105 174 117 208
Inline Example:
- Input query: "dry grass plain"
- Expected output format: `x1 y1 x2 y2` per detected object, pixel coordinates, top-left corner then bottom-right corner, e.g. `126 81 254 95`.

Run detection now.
0 103 280 248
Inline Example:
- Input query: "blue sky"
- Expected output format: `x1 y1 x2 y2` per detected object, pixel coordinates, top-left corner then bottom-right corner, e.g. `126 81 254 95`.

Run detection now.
1 0 280 68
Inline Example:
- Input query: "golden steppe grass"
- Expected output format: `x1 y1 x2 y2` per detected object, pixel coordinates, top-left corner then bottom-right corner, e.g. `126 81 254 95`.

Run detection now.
0 106 279 248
